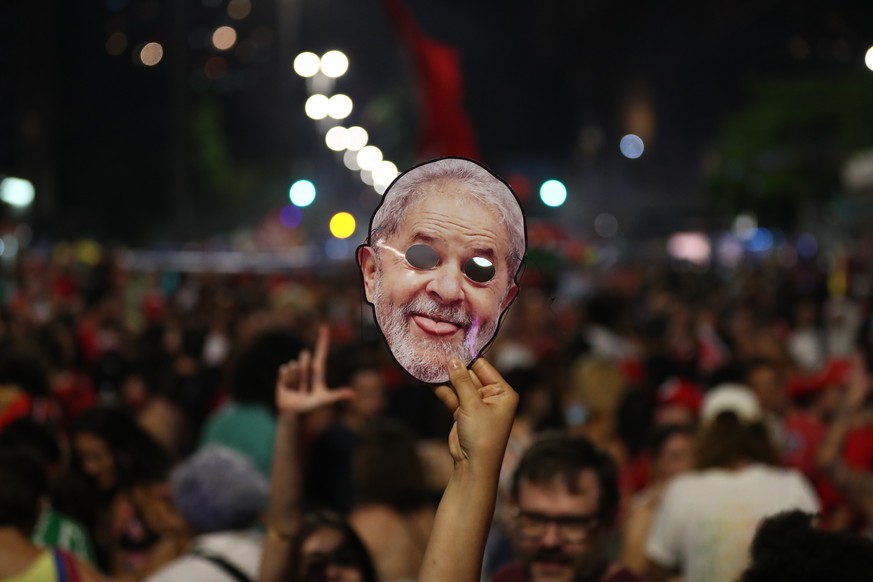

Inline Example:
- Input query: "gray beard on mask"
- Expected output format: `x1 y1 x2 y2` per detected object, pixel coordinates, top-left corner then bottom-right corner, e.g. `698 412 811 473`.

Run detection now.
373 274 499 383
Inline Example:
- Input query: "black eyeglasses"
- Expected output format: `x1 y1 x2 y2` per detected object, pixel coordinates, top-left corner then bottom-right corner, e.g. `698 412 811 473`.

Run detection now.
404 243 496 284
513 508 600 543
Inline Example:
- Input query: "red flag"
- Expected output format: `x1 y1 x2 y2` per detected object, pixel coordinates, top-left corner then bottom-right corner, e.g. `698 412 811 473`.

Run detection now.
383 0 479 159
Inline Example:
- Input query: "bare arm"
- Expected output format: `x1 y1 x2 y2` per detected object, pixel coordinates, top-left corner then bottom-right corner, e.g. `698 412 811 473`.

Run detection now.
258 327 354 582
419 358 518 582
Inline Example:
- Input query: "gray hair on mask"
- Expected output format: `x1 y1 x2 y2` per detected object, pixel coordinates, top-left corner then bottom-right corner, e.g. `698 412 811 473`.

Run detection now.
368 158 526 281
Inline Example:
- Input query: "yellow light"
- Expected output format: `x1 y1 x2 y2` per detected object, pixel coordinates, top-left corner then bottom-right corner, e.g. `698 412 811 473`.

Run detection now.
329 212 356 239
77 240 103 266
140 42 164 66
212 26 237 51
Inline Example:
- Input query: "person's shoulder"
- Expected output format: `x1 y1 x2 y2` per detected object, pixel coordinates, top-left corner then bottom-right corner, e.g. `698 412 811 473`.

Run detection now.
660 470 706 496
748 463 807 484
194 529 265 553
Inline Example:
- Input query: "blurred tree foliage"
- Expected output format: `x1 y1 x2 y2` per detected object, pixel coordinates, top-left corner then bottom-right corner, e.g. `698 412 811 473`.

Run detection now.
706 74 873 229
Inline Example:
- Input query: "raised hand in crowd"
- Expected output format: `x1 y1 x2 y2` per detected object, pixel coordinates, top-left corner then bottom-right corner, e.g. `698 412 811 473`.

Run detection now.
420 357 519 582
259 325 356 582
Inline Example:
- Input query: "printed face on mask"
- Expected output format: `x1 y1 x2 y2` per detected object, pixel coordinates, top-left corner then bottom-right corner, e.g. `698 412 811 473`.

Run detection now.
359 180 519 383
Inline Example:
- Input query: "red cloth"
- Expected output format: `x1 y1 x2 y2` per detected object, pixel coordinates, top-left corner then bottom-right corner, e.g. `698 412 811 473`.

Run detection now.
784 410 826 476
783 409 843 519
656 377 702 416
382 0 479 159
53 374 97 426
843 426 873 469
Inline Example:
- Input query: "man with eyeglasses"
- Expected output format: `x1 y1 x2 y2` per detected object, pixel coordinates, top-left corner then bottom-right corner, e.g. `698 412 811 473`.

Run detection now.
493 433 646 582
358 157 525 384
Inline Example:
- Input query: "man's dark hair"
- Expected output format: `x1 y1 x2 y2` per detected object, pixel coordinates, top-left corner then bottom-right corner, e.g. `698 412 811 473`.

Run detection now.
739 510 873 582
511 432 619 525
0 418 61 466
694 412 779 470
295 510 378 582
0 448 48 533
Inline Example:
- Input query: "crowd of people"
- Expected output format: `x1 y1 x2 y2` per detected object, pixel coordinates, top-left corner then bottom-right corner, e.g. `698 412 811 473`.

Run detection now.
2 220 873 581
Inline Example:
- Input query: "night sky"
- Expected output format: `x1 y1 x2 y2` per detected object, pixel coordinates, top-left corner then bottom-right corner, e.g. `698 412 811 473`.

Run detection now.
2 0 872 247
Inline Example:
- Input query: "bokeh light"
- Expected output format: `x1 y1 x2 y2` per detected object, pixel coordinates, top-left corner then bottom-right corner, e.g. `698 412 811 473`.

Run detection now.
293 52 320 77
343 126 368 151
288 180 316 207
667 232 711 265
594 213 618 238
356 146 383 171
372 160 399 186
140 42 164 66
619 134 644 159
204 57 228 80
733 213 757 240
329 212 356 239
212 26 237 51
320 50 349 78
280 205 302 228
304 94 329 120
325 238 350 260
325 126 347 151
327 94 353 120
539 179 567 207
746 228 773 252
106 0 128 12
866 46 873 72
227 0 251 20
360 169 374 186
106 32 128 56
797 233 818 258
343 150 361 171
0 177 35 207
0 235 18 258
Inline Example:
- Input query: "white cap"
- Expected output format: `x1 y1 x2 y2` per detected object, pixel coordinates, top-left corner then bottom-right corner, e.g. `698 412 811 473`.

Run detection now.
701 383 762 424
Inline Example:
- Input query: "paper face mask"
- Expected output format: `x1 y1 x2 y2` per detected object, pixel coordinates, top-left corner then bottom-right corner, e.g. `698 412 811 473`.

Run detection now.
357 157 526 383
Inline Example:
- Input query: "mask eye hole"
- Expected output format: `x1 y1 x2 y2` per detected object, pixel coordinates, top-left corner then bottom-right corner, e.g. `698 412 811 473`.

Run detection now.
405 244 440 270
463 256 495 283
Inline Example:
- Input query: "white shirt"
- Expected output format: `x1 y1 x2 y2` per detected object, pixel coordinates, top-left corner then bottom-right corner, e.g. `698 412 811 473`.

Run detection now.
645 464 819 582
146 530 263 582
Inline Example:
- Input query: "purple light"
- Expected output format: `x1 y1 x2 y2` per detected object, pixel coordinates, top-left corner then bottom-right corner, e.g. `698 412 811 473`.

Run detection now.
280 205 302 229
796 234 818 258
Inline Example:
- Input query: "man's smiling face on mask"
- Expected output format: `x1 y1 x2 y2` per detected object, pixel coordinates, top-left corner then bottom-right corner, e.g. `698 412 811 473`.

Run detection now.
359 179 518 383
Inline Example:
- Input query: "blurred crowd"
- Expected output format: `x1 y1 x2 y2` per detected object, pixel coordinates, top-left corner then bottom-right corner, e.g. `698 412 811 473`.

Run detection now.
1 242 873 582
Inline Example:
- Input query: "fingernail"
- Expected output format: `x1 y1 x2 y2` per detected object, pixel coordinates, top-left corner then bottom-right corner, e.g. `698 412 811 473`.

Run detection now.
449 359 462 370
